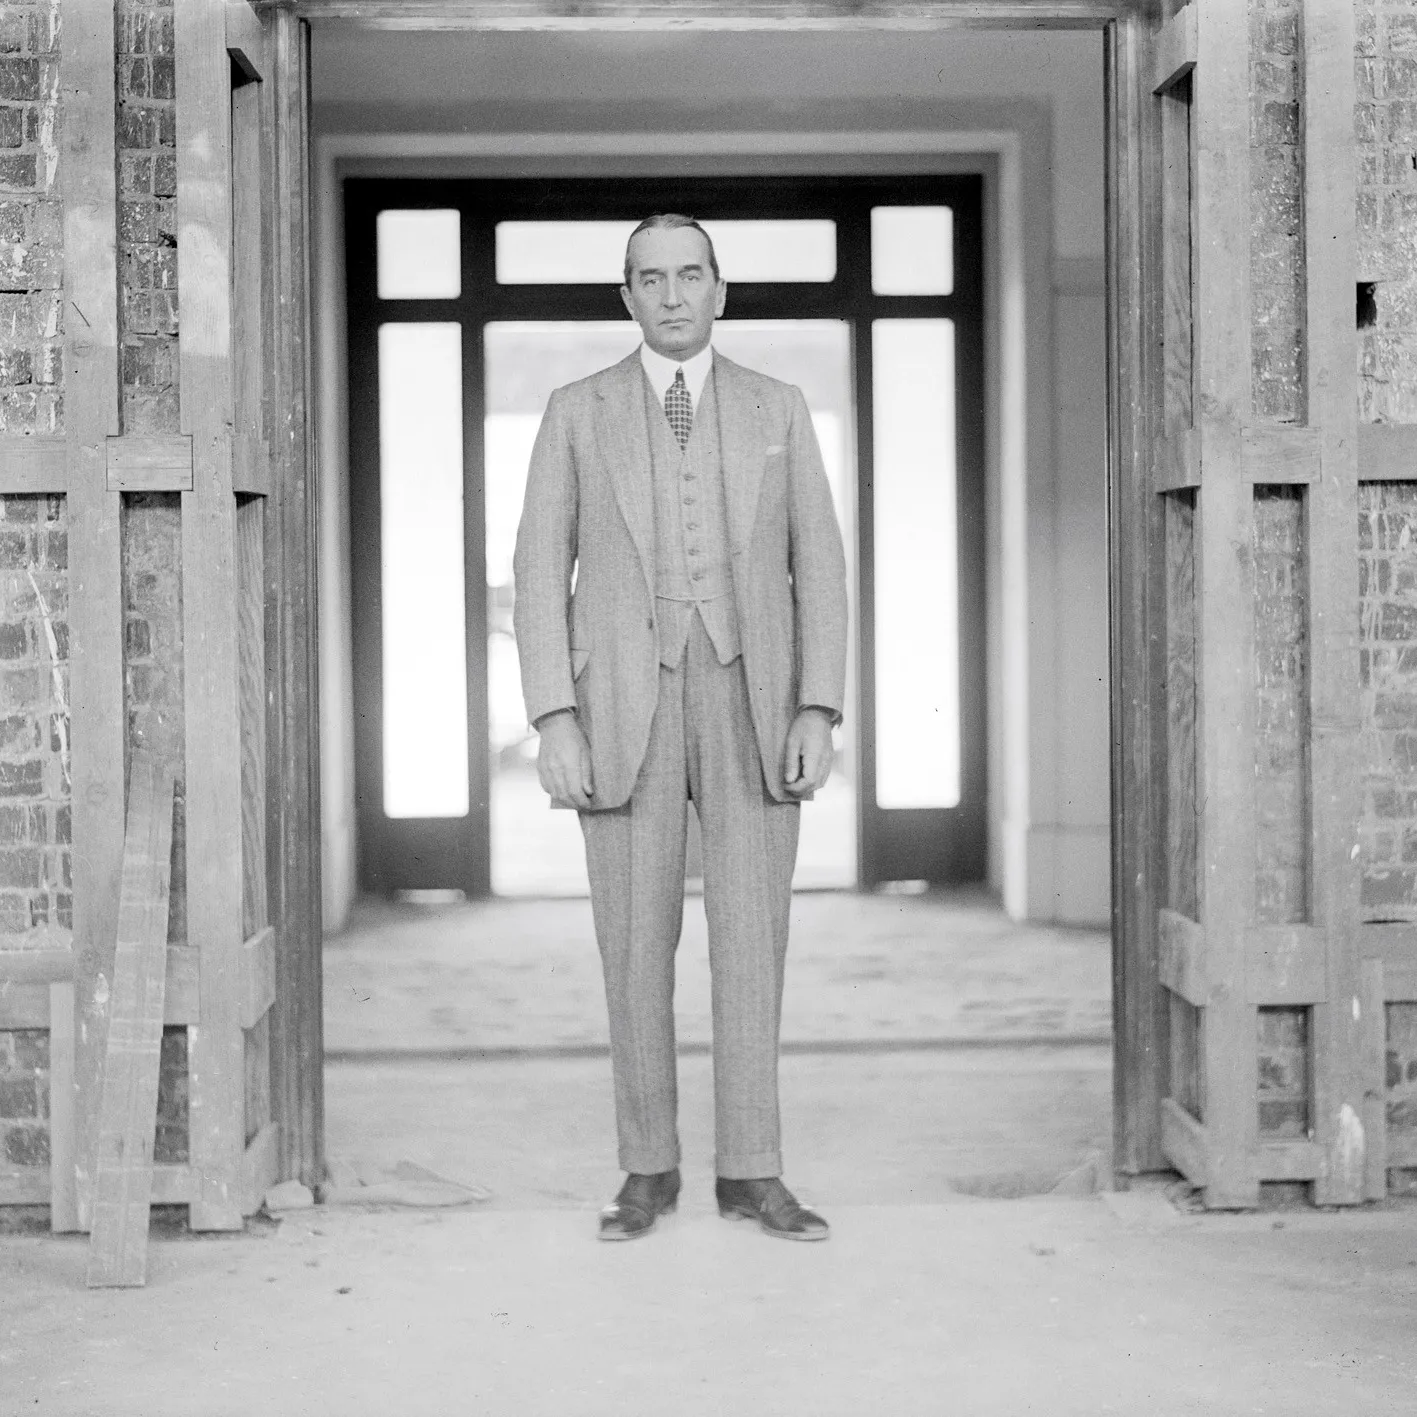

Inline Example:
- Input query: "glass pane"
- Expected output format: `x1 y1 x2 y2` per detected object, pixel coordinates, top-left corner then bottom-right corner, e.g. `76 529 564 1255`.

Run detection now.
494 219 836 284
484 319 856 893
872 319 959 809
377 209 461 299
379 323 469 817
871 206 954 296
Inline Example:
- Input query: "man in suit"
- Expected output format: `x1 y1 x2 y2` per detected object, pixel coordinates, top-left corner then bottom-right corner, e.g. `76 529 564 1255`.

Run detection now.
514 213 848 1241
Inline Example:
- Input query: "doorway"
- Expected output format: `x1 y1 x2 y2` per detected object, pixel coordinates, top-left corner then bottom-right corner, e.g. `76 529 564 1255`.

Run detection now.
344 174 986 898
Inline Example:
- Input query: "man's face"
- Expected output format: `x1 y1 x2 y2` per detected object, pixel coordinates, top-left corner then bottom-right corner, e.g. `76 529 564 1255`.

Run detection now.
620 225 727 360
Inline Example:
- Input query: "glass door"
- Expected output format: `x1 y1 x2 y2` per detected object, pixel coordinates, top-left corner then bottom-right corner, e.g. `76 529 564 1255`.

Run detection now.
345 175 984 897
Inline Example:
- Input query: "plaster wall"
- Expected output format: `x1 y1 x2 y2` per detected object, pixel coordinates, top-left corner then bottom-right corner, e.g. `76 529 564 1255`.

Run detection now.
310 27 1109 932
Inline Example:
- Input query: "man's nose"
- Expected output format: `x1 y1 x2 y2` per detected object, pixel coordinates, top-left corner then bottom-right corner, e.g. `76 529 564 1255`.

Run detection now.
662 276 684 306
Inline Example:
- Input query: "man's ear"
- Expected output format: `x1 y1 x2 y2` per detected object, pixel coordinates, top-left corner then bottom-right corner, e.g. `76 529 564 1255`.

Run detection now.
714 280 728 318
619 285 635 318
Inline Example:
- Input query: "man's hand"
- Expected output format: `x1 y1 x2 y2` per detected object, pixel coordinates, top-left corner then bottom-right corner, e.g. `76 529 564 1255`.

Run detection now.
536 710 594 809
782 707 835 797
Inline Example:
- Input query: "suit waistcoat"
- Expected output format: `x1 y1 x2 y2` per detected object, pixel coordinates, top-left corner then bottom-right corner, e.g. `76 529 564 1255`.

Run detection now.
644 368 742 669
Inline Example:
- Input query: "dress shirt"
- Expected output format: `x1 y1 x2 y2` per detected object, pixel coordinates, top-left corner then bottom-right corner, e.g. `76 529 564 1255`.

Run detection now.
639 342 714 408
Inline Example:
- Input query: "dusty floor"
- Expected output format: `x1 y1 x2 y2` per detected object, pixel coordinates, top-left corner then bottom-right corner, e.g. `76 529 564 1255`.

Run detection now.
7 1192 1417 1415
6 891 1417 1412
323 888 1113 1055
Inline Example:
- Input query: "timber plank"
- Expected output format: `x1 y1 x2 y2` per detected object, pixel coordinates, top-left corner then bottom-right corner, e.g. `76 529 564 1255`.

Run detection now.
1357 424 1417 481
1302 0 1365 1207
1154 428 1199 493
267 8 326 1191
64 0 126 1238
178 0 246 1233
1254 1141 1322 1183
1157 908 1206 1007
1107 9 1171 1175
238 499 269 939
105 434 194 491
1159 70 1192 438
1151 2 1195 95
1361 958 1387 1201
86 756 176 1288
227 0 265 80
1240 427 1321 485
241 1121 280 1214
0 1174 47 1205
240 925 276 1030
0 945 74 984
233 436 272 496
0 436 67 493
1160 1096 1207 1187
1245 925 1326 1005
1192 0 1259 1210
48 978 77 1229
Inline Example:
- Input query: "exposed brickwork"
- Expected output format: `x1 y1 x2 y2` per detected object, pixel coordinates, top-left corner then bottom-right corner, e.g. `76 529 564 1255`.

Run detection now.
1258 1006 1311 1138
0 1 61 440
1358 483 1417 920
1387 1002 1417 1191
0 1027 47 1171
116 0 177 434
1253 486 1309 924
0 493 68 935
154 1026 187 1164
1249 0 1305 423
1356 0 1417 423
122 492 185 944
1165 490 1199 920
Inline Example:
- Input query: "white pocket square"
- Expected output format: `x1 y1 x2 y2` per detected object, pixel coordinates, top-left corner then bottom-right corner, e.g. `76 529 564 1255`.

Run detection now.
765 443 786 455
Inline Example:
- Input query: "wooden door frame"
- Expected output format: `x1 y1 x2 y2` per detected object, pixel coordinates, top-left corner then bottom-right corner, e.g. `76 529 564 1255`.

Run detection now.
278 0 1166 1179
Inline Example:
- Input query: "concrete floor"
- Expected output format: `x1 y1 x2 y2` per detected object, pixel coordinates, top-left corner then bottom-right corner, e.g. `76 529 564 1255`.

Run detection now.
8 1194 1417 1415
7 891 1417 1411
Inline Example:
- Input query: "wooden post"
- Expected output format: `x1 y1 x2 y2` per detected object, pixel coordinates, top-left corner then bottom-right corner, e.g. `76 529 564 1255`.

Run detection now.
266 7 325 1190
177 0 245 1232
1301 0 1365 1207
64 0 127 1234
87 755 176 1288
1106 8 1171 1175
1189 0 1258 1209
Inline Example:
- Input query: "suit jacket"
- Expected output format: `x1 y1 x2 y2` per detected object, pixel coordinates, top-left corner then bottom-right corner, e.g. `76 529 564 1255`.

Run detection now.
513 348 848 811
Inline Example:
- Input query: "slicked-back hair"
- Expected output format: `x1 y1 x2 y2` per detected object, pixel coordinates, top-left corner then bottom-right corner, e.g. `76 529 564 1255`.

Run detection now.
622 213 721 287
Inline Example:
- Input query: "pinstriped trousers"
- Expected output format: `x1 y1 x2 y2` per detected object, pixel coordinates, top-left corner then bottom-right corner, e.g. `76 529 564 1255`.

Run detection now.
579 615 800 1179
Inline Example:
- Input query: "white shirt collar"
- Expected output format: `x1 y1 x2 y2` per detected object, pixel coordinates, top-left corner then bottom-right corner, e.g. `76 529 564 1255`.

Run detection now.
639 342 714 405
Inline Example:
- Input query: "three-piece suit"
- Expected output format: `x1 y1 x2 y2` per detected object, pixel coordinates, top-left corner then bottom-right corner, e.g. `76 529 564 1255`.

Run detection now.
513 346 848 1178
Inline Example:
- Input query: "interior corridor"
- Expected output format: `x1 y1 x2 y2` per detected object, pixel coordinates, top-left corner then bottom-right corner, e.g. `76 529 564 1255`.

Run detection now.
321 889 1114 1207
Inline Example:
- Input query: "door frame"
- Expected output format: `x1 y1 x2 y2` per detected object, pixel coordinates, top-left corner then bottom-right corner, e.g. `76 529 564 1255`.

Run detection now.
343 171 988 897
282 0 1166 1182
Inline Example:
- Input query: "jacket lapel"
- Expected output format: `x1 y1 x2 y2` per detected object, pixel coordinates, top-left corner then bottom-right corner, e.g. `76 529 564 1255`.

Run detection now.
593 350 656 595
712 351 767 555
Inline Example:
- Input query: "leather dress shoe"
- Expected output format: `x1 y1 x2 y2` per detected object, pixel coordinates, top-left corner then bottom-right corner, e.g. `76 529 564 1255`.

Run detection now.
715 1177 829 1241
598 1168 680 1241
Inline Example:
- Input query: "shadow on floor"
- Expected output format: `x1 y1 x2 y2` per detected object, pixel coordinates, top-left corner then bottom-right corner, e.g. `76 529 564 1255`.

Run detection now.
324 888 1115 1206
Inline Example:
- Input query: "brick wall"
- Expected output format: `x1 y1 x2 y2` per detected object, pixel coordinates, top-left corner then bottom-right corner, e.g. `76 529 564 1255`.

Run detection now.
1253 486 1309 924
116 0 177 435
1249 0 1305 424
0 0 63 1180
1356 0 1417 423
1358 483 1417 920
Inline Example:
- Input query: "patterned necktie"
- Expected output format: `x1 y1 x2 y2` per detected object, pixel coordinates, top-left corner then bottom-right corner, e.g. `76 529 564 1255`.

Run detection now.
664 367 693 449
